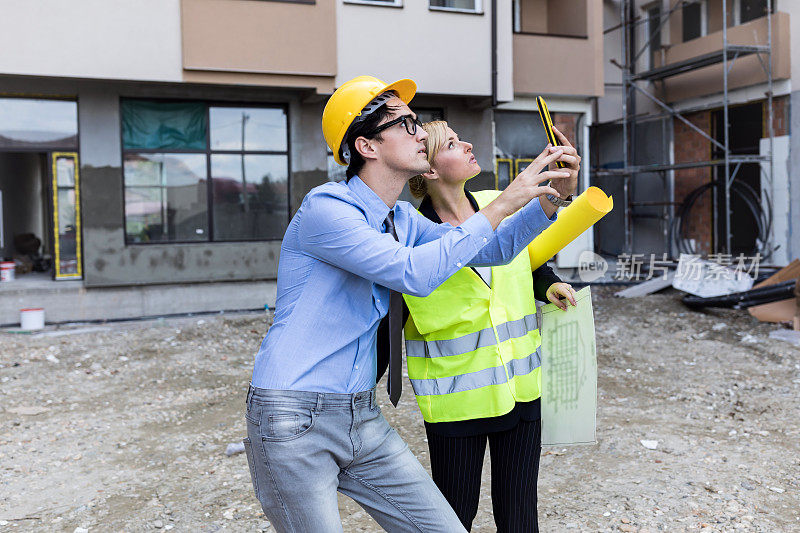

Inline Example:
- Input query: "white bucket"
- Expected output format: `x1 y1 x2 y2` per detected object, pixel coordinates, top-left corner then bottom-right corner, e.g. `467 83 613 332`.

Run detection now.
20 308 45 330
0 261 14 282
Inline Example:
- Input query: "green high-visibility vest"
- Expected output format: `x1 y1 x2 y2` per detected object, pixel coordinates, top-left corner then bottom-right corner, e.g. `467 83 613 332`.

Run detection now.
404 189 542 423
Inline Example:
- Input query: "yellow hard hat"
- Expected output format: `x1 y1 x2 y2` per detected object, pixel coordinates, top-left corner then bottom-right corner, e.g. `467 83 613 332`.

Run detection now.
323 75 417 166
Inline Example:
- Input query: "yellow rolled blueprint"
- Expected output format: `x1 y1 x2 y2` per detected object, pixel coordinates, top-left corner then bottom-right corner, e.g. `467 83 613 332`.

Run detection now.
528 186 613 270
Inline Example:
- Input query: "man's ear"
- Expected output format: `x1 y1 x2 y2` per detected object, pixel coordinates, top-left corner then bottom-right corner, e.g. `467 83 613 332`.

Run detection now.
353 136 378 161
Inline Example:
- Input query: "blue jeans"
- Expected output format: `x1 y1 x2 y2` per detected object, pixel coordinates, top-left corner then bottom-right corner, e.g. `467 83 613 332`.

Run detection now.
243 385 466 533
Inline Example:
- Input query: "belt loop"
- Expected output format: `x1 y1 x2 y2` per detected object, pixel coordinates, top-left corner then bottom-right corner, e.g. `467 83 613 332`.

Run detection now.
246 384 254 406
315 393 324 413
371 387 377 409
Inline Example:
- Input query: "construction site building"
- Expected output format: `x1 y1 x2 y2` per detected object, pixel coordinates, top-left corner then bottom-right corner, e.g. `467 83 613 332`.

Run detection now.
594 0 798 267
0 0 603 324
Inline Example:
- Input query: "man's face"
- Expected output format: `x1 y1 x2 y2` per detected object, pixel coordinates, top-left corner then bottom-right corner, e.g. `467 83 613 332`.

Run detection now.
369 97 430 177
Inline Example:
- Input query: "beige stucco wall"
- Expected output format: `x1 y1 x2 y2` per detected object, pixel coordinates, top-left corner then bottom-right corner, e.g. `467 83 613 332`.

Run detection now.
521 0 548 33
663 12 790 102
181 0 336 92
512 0 603 97
337 1 513 99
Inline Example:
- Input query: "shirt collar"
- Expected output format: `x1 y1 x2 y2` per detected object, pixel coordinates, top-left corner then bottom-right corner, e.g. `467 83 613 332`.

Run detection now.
417 187 479 224
348 175 393 227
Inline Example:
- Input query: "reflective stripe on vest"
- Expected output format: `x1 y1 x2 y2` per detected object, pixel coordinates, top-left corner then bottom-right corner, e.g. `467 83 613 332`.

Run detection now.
409 346 542 396
402 189 543 423
406 313 538 358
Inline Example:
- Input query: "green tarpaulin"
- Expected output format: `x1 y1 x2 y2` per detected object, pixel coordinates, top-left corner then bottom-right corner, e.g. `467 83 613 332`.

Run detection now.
122 100 207 151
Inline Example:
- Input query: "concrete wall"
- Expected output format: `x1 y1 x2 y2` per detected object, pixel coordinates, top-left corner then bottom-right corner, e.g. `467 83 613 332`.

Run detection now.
337 0 512 99
74 80 327 288
0 0 182 82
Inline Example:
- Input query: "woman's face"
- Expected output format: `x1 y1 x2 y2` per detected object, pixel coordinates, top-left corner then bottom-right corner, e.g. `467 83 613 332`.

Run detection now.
430 127 481 183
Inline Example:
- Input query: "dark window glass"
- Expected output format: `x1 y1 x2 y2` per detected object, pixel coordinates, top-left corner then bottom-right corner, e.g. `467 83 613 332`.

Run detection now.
121 100 207 150
430 0 478 9
124 153 209 243
682 1 702 42
210 107 288 152
415 108 445 123
0 98 78 149
740 0 771 24
494 111 548 160
211 154 289 240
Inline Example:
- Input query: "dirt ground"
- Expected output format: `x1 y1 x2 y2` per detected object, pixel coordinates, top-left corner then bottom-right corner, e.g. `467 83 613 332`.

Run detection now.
1 286 799 532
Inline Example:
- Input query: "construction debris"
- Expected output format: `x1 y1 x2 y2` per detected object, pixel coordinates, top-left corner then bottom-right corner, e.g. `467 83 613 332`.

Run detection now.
672 254 753 298
615 271 675 298
224 442 245 456
682 280 796 310
748 259 800 323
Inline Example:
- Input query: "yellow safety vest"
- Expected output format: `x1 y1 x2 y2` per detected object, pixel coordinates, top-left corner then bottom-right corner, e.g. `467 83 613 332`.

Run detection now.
403 190 542 423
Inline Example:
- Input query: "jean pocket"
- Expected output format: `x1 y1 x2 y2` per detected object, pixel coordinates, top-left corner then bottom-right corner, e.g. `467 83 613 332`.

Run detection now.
242 437 261 500
245 402 261 426
264 406 316 442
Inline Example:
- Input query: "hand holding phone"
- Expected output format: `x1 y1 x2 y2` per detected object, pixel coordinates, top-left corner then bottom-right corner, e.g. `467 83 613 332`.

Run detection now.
536 96 566 169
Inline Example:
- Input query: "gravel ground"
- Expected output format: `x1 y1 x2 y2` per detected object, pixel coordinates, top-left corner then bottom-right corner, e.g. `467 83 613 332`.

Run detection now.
1 286 799 532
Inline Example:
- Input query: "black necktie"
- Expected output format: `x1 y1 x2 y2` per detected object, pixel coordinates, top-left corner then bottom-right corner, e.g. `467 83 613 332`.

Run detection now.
378 211 403 407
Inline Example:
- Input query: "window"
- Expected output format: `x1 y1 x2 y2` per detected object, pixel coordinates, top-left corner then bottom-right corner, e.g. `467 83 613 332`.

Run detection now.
430 0 482 14
344 0 402 6
739 0 774 25
415 108 445 124
645 4 662 71
124 153 209 243
682 0 707 42
122 100 289 244
0 98 78 149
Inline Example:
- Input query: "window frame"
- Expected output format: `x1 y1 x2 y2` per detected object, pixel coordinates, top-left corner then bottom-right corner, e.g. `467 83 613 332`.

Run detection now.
681 0 708 43
429 0 483 15
343 0 403 8
120 98 291 245
644 2 663 71
0 95 79 152
733 0 775 26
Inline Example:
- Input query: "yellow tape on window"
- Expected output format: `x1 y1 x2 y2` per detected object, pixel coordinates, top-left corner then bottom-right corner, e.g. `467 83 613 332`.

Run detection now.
528 187 613 270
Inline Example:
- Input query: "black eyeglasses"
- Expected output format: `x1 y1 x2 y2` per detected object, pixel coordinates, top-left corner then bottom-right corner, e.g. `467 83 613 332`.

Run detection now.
366 114 423 137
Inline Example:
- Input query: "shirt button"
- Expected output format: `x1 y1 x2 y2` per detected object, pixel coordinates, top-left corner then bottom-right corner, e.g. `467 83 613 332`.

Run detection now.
355 365 359 370
376 298 381 303
456 262 462 267
482 237 488 243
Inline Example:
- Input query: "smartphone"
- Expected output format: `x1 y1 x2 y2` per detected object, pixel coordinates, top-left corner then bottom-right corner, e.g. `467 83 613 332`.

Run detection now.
536 96 566 169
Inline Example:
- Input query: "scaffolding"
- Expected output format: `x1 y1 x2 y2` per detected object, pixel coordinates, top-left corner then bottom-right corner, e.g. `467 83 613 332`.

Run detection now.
594 0 775 257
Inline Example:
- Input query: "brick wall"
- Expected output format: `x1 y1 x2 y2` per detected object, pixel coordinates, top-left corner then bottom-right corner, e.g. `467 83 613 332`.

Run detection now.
769 95 789 137
673 110 713 255
551 112 578 147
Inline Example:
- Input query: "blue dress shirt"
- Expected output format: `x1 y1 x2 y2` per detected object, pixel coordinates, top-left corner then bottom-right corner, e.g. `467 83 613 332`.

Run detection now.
251 176 556 393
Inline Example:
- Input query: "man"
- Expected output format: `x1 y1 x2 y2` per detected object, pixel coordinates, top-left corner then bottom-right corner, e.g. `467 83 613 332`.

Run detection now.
244 75 577 532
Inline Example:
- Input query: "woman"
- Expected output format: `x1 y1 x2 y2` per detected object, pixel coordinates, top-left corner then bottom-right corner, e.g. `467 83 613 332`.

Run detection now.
403 120 580 532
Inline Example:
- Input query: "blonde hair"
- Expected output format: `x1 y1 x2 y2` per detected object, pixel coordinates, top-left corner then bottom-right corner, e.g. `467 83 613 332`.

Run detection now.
409 120 449 199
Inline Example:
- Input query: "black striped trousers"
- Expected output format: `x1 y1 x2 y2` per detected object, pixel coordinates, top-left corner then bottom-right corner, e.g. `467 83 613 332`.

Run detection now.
425 419 541 532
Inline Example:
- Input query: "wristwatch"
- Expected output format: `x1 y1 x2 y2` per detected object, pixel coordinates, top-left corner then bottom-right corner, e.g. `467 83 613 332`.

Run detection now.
546 193 573 207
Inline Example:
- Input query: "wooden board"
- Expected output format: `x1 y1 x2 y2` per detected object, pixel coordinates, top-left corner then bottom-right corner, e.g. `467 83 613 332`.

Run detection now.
748 259 800 323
